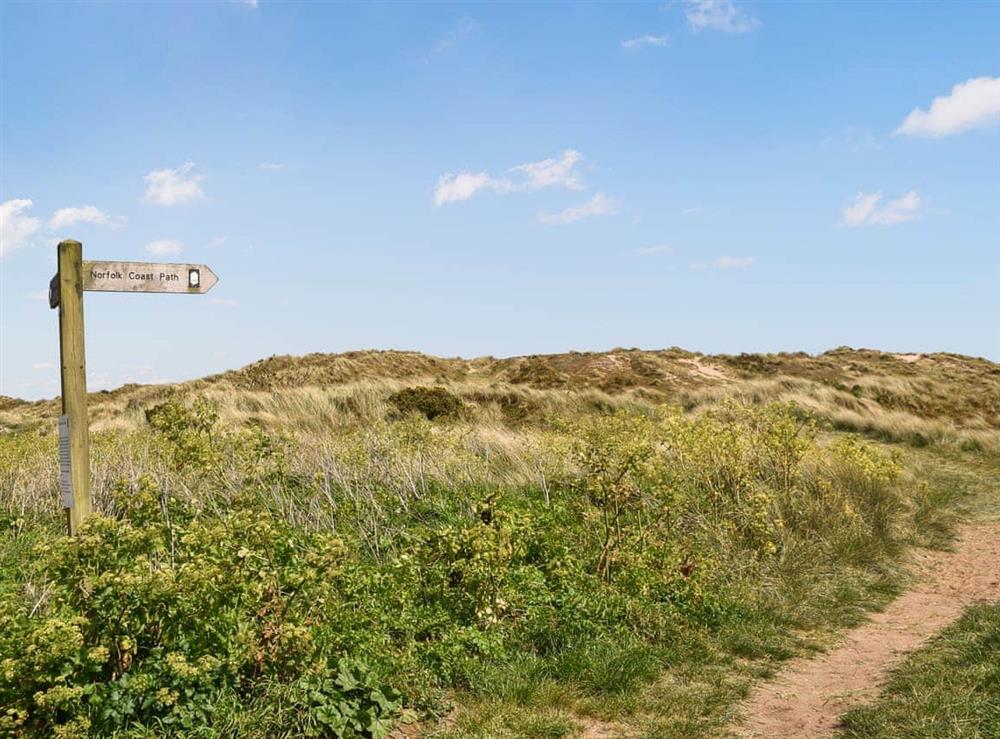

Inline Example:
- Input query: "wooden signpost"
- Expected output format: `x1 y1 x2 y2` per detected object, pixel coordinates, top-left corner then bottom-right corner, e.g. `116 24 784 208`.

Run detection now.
50 240 219 535
83 260 219 294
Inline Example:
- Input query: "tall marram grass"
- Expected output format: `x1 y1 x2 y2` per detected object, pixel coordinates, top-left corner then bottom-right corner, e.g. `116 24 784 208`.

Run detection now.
683 377 1000 454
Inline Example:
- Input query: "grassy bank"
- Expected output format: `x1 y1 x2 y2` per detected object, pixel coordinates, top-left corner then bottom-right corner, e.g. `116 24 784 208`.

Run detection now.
1 348 997 737
840 603 1000 738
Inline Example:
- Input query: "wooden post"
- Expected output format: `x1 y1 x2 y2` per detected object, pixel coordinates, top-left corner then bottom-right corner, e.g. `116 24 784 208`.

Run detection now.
57 240 92 535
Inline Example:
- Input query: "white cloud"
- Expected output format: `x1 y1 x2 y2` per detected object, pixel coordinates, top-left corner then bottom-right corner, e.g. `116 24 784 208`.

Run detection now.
145 239 183 256
636 244 673 256
712 256 754 269
48 205 113 230
434 149 586 206
211 297 239 308
433 172 512 206
32 362 54 370
539 192 617 225
510 149 584 191
841 191 921 227
0 199 41 258
895 76 1000 138
685 0 760 33
622 34 669 49
208 236 228 248
259 162 289 171
143 162 205 206
28 290 49 301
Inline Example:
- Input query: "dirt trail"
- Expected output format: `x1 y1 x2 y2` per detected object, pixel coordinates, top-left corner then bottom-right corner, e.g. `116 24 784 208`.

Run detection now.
735 522 1000 738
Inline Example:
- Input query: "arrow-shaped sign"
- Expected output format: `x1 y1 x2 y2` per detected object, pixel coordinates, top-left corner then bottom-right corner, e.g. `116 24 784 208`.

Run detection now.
82 260 219 294
48 241 223 536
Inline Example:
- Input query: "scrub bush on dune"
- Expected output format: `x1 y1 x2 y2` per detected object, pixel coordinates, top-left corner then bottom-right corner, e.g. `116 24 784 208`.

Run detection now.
387 387 463 421
0 393 945 737
0 486 400 738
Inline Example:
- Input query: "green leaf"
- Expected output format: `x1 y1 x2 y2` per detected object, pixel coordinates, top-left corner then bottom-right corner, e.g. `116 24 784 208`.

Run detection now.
336 663 360 692
368 714 395 739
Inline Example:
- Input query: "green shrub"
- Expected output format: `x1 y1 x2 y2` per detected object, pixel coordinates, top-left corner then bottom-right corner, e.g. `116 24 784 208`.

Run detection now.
145 398 221 473
562 411 669 582
0 497 401 737
387 387 462 421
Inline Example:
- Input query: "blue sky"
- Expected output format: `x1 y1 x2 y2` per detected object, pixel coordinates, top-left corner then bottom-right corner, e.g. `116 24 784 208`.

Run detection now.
2 1 999 400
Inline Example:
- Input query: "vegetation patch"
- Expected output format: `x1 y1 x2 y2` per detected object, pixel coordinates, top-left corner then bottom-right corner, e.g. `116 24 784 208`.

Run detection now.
1 347 998 737
463 390 538 426
1 392 967 737
387 386 462 420
0 504 400 738
840 603 1000 738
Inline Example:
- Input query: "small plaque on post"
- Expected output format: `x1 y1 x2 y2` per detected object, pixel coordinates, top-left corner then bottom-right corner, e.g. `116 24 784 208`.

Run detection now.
59 415 73 508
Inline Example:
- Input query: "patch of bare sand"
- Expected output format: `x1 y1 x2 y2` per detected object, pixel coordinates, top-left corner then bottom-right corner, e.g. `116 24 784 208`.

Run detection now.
896 353 923 363
734 522 1000 738
573 716 634 738
680 357 730 381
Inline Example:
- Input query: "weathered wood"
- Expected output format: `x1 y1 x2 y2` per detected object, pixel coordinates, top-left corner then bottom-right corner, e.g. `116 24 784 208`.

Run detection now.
50 246 219 536
82 261 218 294
57 240 92 535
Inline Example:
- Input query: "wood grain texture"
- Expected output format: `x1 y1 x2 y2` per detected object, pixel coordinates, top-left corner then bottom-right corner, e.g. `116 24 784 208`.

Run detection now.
58 240 93 535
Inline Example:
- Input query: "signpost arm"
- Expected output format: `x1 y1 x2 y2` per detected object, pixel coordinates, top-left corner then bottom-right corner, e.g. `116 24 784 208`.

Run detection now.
57 240 92 535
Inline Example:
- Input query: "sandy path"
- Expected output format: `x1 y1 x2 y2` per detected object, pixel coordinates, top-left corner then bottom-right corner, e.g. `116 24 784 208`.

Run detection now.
734 522 1000 738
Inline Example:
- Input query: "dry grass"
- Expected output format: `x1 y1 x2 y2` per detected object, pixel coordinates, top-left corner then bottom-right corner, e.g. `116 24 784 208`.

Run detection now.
2 346 997 527
5 346 996 453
